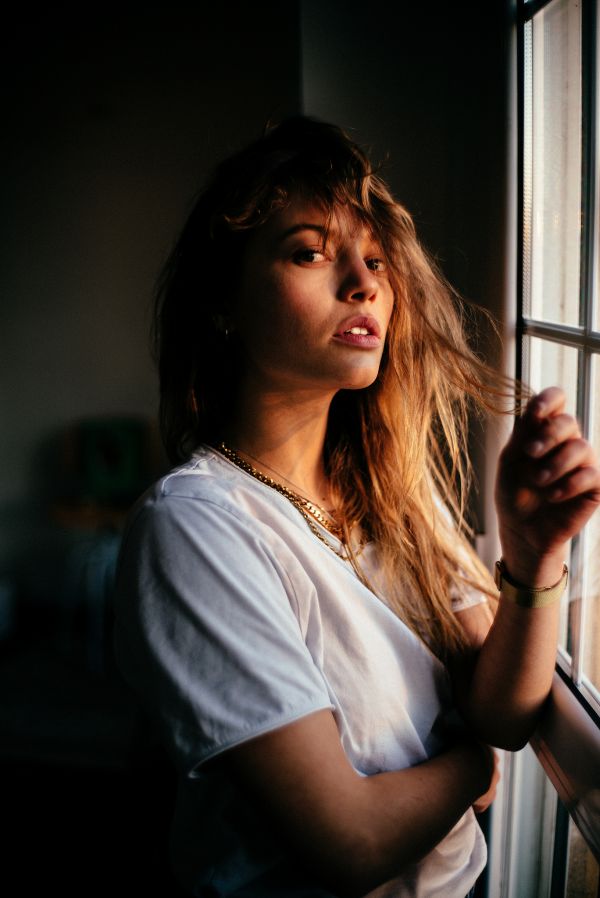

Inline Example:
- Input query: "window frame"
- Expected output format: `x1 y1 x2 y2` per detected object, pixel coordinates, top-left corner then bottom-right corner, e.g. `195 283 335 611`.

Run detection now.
515 0 600 868
518 0 599 714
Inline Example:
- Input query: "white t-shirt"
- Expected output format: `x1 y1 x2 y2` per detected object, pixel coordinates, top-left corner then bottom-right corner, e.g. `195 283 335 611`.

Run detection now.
114 446 487 897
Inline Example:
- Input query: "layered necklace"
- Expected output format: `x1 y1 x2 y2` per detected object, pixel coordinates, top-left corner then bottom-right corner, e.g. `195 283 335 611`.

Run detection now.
216 441 358 560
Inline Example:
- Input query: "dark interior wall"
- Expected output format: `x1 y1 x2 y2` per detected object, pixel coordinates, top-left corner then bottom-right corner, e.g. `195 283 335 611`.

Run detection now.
0 4 301 572
301 0 512 340
1 12 301 890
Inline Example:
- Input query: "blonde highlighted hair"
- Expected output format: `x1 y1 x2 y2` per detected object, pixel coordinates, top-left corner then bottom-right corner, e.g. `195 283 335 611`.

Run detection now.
154 116 511 659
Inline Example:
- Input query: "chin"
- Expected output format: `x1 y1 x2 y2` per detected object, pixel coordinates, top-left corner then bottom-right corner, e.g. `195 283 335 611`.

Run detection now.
338 369 380 391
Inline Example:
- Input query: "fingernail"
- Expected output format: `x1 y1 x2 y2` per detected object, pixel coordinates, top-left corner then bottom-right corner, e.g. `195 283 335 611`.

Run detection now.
525 440 545 457
537 469 552 484
550 487 563 500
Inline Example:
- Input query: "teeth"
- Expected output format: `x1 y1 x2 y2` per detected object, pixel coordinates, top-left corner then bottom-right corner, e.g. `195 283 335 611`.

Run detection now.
345 327 370 335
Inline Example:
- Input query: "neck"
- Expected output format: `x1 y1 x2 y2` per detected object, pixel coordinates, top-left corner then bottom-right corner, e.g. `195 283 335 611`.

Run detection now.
225 372 336 504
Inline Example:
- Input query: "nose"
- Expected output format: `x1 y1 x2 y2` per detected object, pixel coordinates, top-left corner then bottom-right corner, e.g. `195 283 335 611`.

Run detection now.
337 252 378 303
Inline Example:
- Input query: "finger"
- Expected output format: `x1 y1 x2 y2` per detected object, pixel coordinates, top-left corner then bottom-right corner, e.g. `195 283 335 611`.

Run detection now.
524 386 566 422
472 763 500 813
547 464 600 503
472 787 493 813
507 388 569 460
523 413 581 459
531 438 595 488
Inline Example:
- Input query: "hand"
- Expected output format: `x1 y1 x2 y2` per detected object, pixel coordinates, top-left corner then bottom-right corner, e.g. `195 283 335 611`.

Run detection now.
452 737 498 811
495 387 600 585
472 748 500 814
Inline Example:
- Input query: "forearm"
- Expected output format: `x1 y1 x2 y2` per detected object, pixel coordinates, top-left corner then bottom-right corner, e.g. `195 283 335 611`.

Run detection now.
228 710 492 898
459 543 565 748
339 741 491 896
461 595 561 749
474 385 600 747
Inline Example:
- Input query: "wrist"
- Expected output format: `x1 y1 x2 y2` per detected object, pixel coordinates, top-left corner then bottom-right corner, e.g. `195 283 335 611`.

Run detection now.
494 558 568 608
452 739 494 797
500 557 565 589
497 538 566 588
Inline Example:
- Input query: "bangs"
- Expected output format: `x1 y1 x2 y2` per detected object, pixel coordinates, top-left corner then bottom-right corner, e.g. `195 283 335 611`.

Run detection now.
214 131 407 302
214 117 396 245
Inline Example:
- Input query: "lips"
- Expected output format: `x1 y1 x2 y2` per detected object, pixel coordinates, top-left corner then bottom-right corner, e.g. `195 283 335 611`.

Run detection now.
334 315 381 339
332 315 382 348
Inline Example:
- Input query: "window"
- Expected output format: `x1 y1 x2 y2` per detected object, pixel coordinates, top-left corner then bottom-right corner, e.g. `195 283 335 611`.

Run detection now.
515 0 600 887
520 0 600 714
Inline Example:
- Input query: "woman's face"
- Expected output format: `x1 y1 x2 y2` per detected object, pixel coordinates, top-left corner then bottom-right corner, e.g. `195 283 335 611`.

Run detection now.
231 197 395 395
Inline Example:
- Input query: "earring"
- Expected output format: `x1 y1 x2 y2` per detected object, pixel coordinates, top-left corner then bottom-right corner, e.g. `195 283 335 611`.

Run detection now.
213 314 232 339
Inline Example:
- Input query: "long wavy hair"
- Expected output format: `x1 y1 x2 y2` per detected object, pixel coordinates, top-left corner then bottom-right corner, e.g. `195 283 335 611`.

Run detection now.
154 116 510 659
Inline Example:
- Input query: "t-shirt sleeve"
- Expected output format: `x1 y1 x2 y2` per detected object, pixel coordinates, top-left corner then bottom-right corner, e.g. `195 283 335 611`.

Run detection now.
450 585 488 613
113 492 334 776
449 538 490 613
432 494 489 614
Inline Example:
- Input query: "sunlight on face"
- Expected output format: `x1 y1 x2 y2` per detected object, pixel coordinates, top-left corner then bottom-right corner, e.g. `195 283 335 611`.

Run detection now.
232 198 395 396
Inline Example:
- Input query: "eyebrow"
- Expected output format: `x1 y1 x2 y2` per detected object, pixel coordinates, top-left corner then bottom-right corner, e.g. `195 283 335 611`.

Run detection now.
278 223 329 243
277 220 381 249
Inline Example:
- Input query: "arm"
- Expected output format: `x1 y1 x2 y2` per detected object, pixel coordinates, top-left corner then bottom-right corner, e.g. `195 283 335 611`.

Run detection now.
456 387 600 749
117 491 493 894
224 708 495 898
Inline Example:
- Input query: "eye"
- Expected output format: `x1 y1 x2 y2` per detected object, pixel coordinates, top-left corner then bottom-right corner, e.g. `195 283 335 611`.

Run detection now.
293 247 327 264
366 256 387 272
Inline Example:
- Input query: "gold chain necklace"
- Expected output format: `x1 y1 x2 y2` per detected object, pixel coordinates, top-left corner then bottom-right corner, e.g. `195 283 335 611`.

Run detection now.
215 442 355 558
233 445 338 518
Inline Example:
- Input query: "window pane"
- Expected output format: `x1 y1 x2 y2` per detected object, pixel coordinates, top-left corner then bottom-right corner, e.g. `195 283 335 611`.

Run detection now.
583 355 600 691
523 336 579 651
566 814 600 897
524 336 578 413
523 0 582 325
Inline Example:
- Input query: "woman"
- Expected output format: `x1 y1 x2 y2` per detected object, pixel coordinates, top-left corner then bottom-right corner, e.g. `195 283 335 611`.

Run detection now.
114 117 600 897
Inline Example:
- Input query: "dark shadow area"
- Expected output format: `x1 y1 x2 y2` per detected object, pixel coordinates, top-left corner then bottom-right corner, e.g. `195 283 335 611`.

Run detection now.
0 4 302 891
0 424 181 892
0 635 183 895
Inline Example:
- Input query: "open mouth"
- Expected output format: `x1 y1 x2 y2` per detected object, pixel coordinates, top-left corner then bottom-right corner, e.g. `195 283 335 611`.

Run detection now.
344 326 371 336
334 315 381 340
333 315 381 347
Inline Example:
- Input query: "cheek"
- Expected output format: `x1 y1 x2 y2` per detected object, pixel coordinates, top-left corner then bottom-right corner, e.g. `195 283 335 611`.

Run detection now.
264 301 322 359
234 272 311 358
380 292 398 349
382 287 395 330
265 270 321 331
